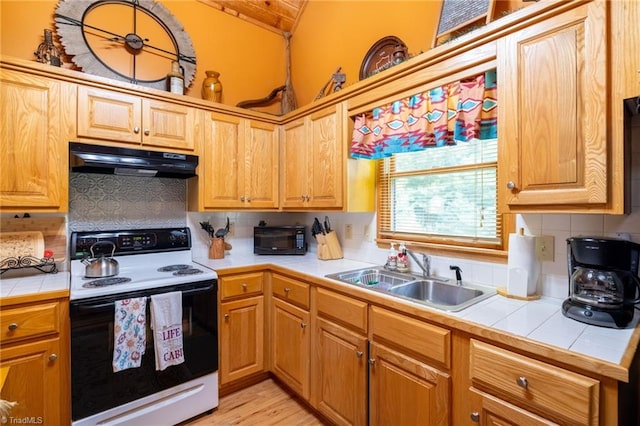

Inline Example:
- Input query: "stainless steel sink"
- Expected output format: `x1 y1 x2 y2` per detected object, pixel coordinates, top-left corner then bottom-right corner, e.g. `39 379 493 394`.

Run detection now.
387 279 494 311
325 266 495 311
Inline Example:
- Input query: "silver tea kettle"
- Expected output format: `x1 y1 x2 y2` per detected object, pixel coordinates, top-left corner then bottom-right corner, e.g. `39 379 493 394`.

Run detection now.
82 241 119 278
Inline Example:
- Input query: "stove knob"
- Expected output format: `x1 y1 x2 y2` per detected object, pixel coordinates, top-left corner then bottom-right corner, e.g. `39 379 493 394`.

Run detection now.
584 310 593 317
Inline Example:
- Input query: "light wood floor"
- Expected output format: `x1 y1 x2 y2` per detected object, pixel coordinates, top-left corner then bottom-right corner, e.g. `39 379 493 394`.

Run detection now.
180 379 327 425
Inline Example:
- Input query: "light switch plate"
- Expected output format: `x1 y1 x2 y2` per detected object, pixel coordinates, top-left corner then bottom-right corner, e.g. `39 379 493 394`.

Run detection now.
535 235 554 261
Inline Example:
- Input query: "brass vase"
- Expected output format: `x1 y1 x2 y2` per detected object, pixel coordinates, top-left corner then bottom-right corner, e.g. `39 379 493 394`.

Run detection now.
202 71 222 102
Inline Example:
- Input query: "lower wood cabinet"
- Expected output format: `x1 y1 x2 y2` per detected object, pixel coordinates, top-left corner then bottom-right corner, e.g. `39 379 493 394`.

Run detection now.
219 272 265 389
468 339 599 425
469 389 558 426
271 297 311 399
312 317 368 426
0 297 69 425
369 306 451 426
219 295 264 385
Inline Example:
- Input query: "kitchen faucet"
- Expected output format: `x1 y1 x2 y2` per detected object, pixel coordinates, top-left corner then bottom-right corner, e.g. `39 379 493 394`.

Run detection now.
449 265 462 285
407 249 430 277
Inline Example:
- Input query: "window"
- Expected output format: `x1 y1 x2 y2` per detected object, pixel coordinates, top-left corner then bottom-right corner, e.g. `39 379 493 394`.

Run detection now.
377 137 507 254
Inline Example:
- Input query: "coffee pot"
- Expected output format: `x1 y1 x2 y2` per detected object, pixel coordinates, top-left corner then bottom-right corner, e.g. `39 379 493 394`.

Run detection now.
562 236 640 328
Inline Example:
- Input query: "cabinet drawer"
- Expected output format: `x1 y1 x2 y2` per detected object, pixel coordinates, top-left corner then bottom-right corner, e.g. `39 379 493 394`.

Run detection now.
370 306 450 368
272 274 309 309
220 272 263 300
1 302 60 344
316 287 367 334
470 340 599 425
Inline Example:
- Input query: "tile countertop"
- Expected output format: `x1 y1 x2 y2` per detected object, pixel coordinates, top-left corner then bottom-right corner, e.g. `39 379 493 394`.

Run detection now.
0 271 70 298
194 252 640 370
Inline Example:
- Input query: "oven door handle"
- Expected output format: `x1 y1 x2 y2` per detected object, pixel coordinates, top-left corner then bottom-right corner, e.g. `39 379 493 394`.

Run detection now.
72 283 215 313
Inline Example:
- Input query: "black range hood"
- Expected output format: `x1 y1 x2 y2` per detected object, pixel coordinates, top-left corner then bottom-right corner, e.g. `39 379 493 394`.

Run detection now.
69 142 198 179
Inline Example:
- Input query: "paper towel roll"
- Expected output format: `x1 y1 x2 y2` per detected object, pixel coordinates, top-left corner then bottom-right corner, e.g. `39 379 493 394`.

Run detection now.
506 231 539 297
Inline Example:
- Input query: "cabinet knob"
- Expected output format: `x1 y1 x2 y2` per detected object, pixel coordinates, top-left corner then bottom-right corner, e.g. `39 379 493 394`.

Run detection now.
133 126 140 134
356 351 364 358
7 322 18 331
241 283 247 290
284 287 290 293
240 196 245 202
300 195 306 201
368 358 375 365
470 412 480 423
506 181 517 190
300 322 307 329
305 195 311 201
246 197 251 202
144 129 150 136
224 313 230 321
49 353 58 362
516 376 528 389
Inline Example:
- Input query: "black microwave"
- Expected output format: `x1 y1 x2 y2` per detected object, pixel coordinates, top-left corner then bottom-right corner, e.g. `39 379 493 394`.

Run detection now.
254 226 307 255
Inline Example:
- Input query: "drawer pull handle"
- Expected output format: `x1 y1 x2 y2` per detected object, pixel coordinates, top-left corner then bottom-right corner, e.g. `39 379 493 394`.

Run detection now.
284 287 290 293
470 412 480 423
8 323 18 331
49 353 58 362
516 376 528 389
224 313 230 321
356 351 363 358
241 283 248 290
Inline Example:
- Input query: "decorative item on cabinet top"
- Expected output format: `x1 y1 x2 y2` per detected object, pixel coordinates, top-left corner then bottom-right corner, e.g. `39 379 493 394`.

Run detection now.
359 35 408 80
34 28 62 66
54 0 197 91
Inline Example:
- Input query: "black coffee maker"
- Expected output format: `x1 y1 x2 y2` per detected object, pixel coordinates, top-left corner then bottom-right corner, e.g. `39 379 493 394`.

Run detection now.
562 236 640 328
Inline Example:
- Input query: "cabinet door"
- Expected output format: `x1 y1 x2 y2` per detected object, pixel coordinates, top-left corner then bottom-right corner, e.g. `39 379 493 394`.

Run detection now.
307 104 343 208
244 120 279 208
272 298 310 399
0 338 63 425
470 389 558 426
77 86 142 144
280 118 309 208
142 99 196 151
202 112 245 209
0 70 73 211
369 342 450 426
312 317 368 426
220 296 264 385
498 1 607 209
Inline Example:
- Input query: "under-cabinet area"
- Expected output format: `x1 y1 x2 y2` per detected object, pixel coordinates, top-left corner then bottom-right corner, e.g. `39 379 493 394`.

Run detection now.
211 263 640 426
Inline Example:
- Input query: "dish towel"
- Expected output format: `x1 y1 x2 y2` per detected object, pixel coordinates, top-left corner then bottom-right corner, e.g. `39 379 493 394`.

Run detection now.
113 297 147 372
150 291 184 371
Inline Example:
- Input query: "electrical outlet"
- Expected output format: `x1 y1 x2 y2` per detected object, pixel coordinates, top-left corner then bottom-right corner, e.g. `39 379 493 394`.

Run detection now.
227 222 234 237
535 235 554 261
345 224 353 239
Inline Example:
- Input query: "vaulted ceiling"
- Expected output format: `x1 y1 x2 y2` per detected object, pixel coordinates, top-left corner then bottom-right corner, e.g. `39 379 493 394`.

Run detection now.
197 0 307 35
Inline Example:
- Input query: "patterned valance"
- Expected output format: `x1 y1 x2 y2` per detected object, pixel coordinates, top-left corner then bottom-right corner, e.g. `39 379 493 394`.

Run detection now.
350 70 497 159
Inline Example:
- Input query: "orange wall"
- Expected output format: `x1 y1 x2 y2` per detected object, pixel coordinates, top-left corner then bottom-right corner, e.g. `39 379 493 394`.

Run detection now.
0 0 285 111
291 0 530 106
0 0 530 112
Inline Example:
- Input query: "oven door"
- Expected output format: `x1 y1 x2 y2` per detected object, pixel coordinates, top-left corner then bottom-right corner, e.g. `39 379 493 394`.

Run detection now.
70 279 218 422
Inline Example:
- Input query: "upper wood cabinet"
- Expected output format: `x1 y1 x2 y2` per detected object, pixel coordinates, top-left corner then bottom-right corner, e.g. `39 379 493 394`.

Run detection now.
191 112 278 210
498 1 608 211
0 69 74 212
77 85 197 152
281 103 344 209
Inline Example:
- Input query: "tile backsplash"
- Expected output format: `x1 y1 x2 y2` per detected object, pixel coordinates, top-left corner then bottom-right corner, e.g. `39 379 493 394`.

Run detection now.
68 173 187 231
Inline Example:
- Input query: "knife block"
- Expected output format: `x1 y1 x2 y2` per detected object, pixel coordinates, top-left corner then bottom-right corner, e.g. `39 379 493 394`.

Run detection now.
209 238 225 259
317 231 343 260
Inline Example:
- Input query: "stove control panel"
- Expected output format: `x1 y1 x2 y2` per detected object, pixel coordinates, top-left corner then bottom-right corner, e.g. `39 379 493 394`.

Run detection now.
70 227 192 259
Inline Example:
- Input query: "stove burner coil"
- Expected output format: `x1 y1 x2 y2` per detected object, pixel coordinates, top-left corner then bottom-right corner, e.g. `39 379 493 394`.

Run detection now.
173 268 204 276
82 277 132 288
157 264 193 272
